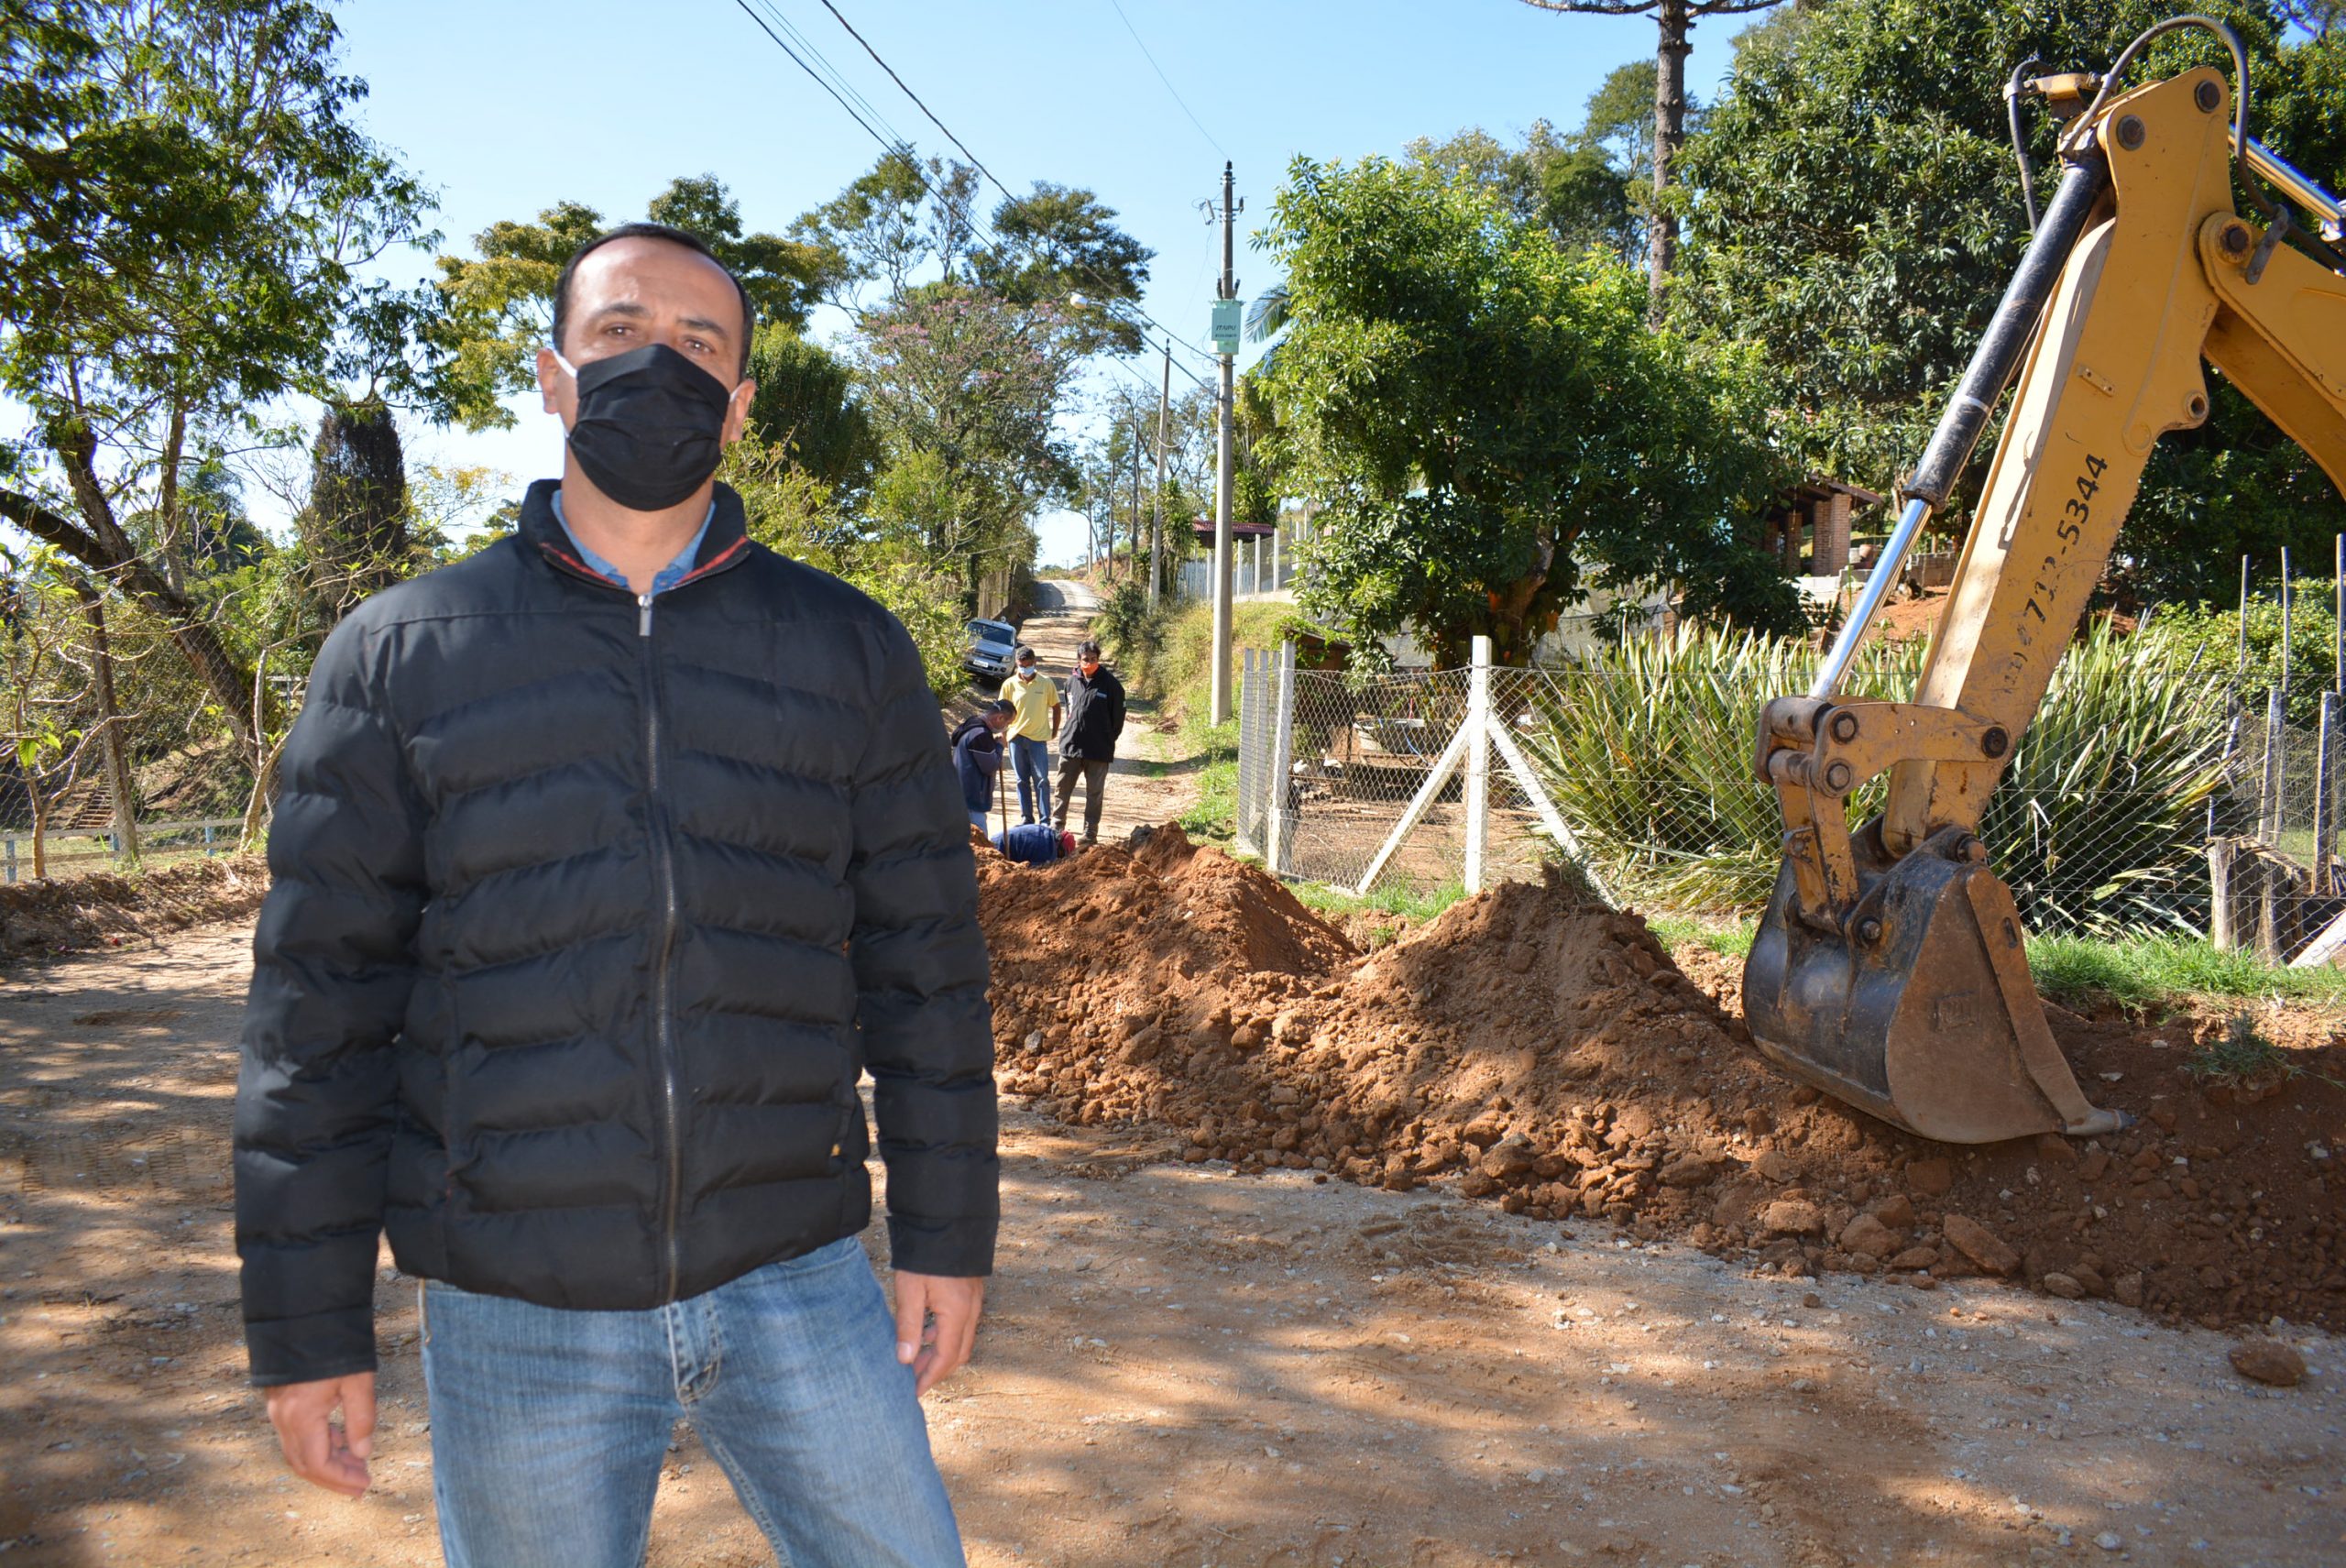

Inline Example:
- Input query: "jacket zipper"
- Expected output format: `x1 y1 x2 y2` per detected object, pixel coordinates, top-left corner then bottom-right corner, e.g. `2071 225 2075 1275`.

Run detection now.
641 590 685 1301
532 525 755 1302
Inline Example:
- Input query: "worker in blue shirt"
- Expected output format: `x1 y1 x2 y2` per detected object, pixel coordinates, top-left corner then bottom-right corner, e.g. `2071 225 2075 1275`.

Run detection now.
990 824 1076 864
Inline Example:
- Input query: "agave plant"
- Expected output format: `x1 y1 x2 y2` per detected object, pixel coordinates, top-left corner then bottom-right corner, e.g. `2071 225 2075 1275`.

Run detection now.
1981 620 2231 937
1519 622 2231 936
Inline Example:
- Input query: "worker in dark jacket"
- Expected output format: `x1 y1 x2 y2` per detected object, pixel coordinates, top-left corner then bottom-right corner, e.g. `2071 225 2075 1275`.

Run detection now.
235 223 992 1568
950 703 1013 830
1053 640 1126 846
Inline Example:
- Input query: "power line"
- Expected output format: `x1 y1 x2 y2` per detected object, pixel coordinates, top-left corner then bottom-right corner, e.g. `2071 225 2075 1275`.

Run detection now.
725 0 1218 394
729 0 907 158
798 0 1223 373
1102 0 1229 159
815 0 1012 198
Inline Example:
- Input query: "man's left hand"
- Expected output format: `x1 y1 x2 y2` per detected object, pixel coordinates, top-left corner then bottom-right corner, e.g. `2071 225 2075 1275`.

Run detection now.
893 1271 985 1398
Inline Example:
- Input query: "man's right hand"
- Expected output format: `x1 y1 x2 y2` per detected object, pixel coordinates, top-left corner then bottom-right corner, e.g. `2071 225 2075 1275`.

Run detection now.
263 1371 377 1497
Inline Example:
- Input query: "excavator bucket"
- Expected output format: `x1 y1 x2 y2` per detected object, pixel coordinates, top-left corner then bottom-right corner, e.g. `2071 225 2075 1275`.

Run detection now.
1742 824 2122 1145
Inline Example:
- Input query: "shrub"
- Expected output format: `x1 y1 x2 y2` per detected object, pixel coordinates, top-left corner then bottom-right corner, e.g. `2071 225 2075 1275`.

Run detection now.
2140 584 2339 729
1521 620 2231 935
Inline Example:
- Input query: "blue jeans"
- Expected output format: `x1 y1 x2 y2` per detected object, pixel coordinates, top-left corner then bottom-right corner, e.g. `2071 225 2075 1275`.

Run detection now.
1009 737 1050 825
968 807 989 831
419 1238 966 1568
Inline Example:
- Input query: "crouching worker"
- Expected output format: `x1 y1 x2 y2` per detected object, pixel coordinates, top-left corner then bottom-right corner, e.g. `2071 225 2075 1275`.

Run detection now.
990 823 1077 865
951 701 1014 831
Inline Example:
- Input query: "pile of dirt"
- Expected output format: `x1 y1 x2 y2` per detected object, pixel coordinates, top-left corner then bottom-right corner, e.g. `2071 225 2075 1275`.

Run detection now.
982 827 2346 1332
0 854 267 964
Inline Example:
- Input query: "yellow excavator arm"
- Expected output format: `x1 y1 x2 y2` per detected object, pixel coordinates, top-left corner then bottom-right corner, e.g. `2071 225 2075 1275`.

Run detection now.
1744 21 2346 1145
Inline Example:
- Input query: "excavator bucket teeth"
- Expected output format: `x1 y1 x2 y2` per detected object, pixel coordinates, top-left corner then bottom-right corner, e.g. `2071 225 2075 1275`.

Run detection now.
1741 832 2114 1145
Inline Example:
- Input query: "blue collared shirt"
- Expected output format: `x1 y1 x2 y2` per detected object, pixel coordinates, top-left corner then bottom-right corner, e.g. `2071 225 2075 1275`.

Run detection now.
552 489 713 598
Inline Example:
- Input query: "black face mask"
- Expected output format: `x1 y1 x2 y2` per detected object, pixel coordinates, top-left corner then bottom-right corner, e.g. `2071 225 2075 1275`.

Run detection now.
556 343 734 512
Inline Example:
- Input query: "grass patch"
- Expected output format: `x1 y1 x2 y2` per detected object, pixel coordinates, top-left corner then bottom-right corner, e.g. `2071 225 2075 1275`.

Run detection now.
2187 1012 2286 1081
1290 878 1471 925
1647 915 1757 958
2026 934 2346 1012
1175 714 1239 841
1138 599 1303 725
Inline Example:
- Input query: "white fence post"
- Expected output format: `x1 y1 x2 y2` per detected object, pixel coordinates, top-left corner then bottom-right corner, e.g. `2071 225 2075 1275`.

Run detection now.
1354 721 1473 897
1266 641 1298 876
2262 687 2286 842
2319 692 2341 894
1234 647 1258 856
1464 635 1493 894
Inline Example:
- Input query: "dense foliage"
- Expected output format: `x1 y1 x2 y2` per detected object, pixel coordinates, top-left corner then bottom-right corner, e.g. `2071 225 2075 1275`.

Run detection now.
1257 152 1803 666
1675 0 2346 599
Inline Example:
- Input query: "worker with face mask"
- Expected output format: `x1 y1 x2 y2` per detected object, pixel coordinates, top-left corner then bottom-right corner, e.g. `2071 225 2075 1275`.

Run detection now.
996 644 1060 826
235 222 992 1568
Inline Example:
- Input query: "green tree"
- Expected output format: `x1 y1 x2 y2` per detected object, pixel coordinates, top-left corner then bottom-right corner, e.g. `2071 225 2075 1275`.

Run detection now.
0 0 432 752
1259 153 1801 667
1517 0 1779 316
428 199 605 430
850 286 1083 607
2279 0 2341 36
791 148 980 310
794 149 1153 345
432 175 828 430
1676 0 2346 601
1407 117 1638 261
296 396 414 640
972 182 1154 354
745 323 880 500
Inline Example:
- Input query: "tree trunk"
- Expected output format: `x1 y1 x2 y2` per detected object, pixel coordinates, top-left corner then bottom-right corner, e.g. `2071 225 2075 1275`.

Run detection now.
1650 0 1693 322
157 399 188 598
77 585 139 867
242 729 290 847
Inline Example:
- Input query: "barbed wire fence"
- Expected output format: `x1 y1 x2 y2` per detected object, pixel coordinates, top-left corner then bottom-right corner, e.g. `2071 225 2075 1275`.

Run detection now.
1233 636 2345 959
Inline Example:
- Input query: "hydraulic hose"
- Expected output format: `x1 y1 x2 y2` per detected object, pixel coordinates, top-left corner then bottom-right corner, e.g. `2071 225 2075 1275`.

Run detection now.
1808 154 2110 700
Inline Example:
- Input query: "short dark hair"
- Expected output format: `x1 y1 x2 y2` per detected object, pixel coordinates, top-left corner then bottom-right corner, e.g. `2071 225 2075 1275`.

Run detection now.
1078 640 1102 658
551 222 756 375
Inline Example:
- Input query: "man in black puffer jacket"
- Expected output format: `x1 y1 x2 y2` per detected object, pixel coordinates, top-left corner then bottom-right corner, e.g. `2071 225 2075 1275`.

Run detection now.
1052 639 1126 846
236 224 992 1568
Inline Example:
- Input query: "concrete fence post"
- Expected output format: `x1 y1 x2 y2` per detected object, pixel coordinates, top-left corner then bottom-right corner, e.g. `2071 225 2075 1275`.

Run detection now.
1266 641 1298 877
1235 647 1258 857
1464 635 1493 894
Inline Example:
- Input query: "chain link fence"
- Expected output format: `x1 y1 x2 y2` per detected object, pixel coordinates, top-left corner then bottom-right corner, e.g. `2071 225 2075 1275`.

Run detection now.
1233 637 2307 948
1233 649 1557 900
2211 692 2346 960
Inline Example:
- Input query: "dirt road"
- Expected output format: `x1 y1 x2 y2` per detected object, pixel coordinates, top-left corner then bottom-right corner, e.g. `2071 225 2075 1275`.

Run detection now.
967 578 1200 848
4 921 2345 1568
5 588 2342 1565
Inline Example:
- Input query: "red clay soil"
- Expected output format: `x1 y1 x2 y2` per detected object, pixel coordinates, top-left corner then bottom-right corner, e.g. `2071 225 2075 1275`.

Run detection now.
981 827 2346 1333
0 853 267 965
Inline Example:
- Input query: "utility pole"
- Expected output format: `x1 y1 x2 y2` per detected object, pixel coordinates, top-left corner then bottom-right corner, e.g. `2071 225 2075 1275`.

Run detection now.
1150 340 1170 611
1210 160 1240 725
1128 414 1143 585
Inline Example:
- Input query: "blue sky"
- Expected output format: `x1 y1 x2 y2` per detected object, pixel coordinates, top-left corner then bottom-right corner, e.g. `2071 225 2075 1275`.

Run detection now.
330 0 1760 563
